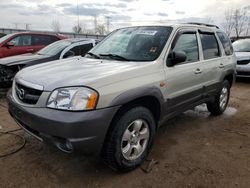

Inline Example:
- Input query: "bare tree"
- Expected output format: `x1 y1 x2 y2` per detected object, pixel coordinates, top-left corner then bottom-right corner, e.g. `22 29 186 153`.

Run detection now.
223 9 235 36
96 24 106 35
51 20 61 33
245 16 250 36
233 8 247 38
72 25 82 34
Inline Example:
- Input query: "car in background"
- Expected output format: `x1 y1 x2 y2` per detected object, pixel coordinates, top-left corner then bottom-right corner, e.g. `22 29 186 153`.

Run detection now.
0 33 6 38
0 32 66 58
233 39 250 77
0 38 97 87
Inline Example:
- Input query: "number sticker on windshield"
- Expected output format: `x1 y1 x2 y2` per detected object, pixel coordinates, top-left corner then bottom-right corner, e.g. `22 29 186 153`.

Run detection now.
137 30 157 35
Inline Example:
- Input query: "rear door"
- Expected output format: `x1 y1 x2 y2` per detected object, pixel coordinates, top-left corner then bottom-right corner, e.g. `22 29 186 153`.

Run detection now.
32 35 58 52
163 29 204 113
197 30 223 95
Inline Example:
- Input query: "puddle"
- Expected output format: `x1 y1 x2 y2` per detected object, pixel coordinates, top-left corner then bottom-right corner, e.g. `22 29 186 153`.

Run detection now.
223 107 237 117
185 104 237 118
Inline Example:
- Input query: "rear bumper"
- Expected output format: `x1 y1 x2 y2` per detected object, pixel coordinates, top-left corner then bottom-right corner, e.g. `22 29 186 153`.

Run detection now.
7 94 120 154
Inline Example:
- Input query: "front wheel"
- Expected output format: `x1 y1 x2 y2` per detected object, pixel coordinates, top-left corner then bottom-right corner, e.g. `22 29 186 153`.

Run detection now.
207 80 230 115
101 106 156 172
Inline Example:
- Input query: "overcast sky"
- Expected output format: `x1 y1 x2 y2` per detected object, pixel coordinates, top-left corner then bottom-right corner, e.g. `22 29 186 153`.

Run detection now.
0 0 249 32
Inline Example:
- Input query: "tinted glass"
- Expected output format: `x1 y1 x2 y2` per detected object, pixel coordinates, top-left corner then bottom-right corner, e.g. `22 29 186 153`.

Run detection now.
9 35 32 46
32 35 58 45
89 26 173 61
200 33 220 60
217 32 233 55
173 33 199 62
70 43 93 56
233 39 250 52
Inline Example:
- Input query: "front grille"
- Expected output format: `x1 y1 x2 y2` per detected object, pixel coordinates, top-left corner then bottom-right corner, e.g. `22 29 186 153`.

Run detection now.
15 83 43 104
237 60 250 65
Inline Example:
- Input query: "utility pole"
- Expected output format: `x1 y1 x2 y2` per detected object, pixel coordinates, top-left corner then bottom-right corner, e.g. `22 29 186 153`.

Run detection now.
94 15 97 34
77 0 80 33
106 16 110 33
25 23 31 31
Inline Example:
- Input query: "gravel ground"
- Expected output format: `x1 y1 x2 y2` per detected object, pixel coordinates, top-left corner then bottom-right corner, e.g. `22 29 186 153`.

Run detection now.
0 78 250 188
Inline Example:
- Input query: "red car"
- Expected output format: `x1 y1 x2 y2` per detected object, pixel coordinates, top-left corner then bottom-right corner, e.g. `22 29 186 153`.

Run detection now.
0 32 66 58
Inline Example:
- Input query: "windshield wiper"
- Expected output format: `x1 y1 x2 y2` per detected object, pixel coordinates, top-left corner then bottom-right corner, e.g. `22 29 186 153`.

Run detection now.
86 52 100 59
99 53 130 61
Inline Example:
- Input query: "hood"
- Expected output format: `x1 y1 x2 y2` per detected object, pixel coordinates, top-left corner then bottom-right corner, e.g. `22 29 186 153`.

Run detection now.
235 52 250 61
0 53 49 66
16 57 154 91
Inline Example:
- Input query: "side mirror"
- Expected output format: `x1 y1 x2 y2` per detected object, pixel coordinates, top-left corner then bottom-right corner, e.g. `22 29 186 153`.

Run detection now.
63 50 75 58
5 42 15 48
167 51 187 67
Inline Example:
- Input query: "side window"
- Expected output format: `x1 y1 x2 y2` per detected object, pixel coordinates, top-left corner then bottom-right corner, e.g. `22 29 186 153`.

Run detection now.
200 33 220 60
70 43 93 56
9 35 32 46
32 35 58 45
173 33 199 63
217 32 234 56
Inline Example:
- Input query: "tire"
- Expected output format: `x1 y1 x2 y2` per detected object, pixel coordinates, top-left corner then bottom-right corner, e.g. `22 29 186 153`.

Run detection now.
101 106 156 172
207 80 230 116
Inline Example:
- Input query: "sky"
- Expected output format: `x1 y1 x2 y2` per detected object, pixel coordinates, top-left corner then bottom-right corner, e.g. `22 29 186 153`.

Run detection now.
0 0 249 33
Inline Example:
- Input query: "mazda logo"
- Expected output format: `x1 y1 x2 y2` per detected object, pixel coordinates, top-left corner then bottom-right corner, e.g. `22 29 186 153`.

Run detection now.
16 88 25 100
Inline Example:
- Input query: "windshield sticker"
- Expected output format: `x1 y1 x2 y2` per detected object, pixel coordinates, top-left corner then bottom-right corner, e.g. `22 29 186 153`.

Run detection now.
137 30 157 35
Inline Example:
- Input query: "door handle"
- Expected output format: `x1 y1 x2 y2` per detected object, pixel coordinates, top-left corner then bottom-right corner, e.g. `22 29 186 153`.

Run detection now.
219 63 225 68
194 68 202 74
27 49 34 52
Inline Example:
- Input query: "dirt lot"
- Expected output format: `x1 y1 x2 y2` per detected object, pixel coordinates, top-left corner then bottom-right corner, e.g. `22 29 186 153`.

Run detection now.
0 79 250 188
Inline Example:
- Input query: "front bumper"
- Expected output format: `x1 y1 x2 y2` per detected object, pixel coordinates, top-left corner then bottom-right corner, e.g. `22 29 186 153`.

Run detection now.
236 64 250 77
7 94 120 154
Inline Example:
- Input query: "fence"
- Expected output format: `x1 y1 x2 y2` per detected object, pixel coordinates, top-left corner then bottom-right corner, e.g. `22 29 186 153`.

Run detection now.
0 28 105 39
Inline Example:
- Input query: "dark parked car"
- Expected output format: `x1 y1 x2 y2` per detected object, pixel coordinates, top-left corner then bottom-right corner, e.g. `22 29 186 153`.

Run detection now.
0 32 66 58
0 38 97 87
0 33 6 38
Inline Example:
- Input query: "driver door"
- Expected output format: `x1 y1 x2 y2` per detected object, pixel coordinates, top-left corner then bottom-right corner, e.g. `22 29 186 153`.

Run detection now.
163 29 204 114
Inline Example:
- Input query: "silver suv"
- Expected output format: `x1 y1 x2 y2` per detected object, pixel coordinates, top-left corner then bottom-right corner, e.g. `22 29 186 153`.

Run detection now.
7 23 236 171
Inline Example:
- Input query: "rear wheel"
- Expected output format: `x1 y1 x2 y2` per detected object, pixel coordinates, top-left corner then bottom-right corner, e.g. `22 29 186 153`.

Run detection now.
102 106 156 172
207 80 230 115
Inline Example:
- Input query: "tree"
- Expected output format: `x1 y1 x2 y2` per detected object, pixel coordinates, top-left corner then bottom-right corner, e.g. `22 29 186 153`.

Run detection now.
96 24 106 35
72 25 82 34
51 20 61 33
233 8 247 38
223 9 235 36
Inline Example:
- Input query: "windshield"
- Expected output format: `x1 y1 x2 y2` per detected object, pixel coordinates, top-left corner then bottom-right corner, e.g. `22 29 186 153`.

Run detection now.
37 40 71 56
0 33 15 44
88 26 172 61
233 39 250 52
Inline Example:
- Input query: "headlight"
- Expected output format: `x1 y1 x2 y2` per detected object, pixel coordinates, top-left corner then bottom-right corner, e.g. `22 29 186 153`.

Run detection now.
47 87 98 111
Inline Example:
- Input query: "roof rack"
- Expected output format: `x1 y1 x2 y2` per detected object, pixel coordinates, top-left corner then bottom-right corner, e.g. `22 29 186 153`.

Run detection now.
186 22 220 29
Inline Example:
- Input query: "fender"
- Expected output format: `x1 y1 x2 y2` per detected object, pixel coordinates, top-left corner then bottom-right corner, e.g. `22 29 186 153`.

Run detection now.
110 85 165 107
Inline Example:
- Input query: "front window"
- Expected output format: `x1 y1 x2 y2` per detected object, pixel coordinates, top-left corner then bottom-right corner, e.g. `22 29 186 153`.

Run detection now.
88 26 172 61
233 39 250 52
37 40 71 56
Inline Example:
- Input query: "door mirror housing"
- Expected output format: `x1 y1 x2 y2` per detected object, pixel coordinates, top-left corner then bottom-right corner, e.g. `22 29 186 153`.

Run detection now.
5 42 15 48
63 50 75 58
167 51 187 67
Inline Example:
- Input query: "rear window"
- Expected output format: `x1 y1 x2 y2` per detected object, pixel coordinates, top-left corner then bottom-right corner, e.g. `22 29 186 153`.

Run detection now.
200 33 220 60
217 32 233 56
